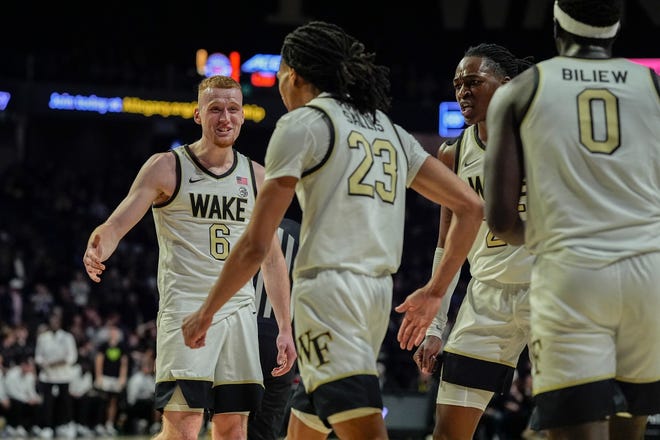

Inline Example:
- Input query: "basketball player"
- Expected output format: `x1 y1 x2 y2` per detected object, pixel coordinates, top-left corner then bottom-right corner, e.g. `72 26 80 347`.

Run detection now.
182 20 482 440
413 43 535 440
484 1 660 438
82 75 296 440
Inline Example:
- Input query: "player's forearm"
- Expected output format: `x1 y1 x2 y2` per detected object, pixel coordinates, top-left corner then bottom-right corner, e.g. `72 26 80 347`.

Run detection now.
265 286 292 334
90 190 153 260
426 247 460 338
261 245 292 333
87 222 123 260
428 211 480 298
265 286 291 331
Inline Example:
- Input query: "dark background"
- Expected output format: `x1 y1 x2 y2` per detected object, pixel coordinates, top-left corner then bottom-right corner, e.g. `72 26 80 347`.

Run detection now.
1 0 658 161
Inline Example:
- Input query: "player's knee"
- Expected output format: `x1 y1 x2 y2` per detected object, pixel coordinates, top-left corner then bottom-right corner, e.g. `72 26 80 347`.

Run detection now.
212 412 248 439
161 411 205 440
159 425 201 440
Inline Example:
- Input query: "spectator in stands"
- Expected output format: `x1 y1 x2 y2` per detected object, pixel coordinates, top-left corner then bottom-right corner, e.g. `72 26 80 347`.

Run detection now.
69 356 103 437
69 270 91 309
1 324 33 367
7 278 25 326
4 355 41 438
0 353 11 434
94 323 129 436
34 310 77 438
30 282 55 323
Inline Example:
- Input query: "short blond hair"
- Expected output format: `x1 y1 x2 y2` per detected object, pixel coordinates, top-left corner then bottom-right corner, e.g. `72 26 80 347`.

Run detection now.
197 75 241 98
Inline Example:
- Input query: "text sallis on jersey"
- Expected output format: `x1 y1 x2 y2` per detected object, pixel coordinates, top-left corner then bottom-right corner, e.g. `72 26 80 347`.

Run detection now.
189 193 248 221
340 102 384 132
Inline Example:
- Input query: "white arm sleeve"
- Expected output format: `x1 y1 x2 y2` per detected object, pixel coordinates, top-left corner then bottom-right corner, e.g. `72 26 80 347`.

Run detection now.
426 247 461 339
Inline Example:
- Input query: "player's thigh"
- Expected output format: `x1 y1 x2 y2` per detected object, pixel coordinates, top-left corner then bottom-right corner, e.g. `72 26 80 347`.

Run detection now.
331 412 388 440
155 314 221 383
214 304 262 384
616 252 660 382
286 408 332 440
434 402 485 440
445 278 530 366
292 270 391 392
529 256 620 393
212 305 264 414
436 380 494 412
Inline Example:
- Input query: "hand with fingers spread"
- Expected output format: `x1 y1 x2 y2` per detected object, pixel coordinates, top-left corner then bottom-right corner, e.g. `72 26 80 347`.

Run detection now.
394 287 443 351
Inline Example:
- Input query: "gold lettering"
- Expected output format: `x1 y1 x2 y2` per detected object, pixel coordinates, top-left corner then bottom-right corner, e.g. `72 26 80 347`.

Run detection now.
297 330 333 367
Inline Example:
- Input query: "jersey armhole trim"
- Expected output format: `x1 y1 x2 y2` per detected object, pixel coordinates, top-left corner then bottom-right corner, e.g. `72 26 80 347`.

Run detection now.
153 149 181 209
301 105 334 179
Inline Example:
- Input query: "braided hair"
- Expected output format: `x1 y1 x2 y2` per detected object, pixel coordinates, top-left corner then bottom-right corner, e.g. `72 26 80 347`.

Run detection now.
557 0 622 27
281 21 391 119
464 43 535 79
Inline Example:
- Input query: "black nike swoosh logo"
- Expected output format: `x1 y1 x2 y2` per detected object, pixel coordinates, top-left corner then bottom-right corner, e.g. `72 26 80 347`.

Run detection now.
189 177 204 183
464 158 479 167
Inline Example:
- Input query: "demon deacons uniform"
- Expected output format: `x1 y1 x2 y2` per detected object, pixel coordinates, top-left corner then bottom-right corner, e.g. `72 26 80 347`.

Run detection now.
152 144 263 414
519 57 660 428
264 93 429 427
437 124 534 411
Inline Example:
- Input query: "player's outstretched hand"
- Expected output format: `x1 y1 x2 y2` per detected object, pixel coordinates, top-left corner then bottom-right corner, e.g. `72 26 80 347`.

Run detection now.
182 310 212 349
394 287 443 351
271 331 297 377
83 234 106 283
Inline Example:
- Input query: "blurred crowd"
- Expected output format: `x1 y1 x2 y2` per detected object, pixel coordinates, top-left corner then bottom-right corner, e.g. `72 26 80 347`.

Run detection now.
0 161 162 437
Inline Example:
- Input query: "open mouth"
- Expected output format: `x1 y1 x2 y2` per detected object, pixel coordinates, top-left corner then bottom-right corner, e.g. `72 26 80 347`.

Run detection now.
460 104 474 118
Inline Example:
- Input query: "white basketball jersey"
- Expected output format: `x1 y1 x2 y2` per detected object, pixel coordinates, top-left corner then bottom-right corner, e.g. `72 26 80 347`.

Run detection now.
520 57 660 266
454 125 533 283
269 95 429 279
152 145 257 320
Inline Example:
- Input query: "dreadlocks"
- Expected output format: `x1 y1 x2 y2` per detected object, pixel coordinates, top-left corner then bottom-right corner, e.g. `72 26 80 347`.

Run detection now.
281 21 391 119
464 43 534 79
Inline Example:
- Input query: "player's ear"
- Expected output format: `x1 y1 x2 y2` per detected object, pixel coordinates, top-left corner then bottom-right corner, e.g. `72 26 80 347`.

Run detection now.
291 68 305 88
193 108 202 125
